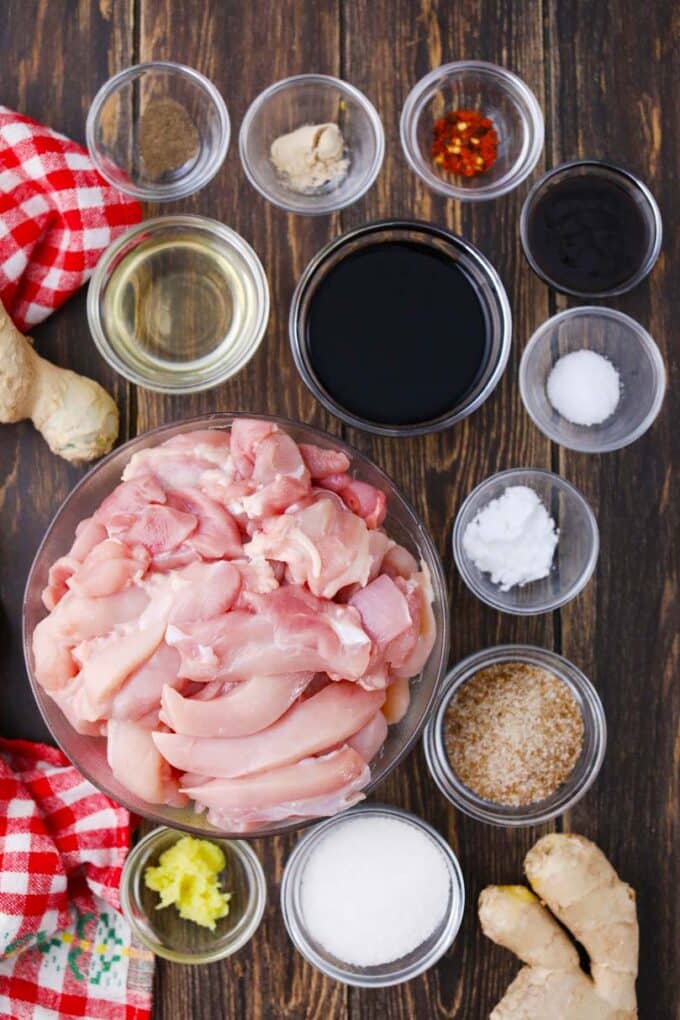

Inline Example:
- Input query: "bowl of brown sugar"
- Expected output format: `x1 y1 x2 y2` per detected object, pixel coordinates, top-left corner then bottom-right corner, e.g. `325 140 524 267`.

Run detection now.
422 645 606 826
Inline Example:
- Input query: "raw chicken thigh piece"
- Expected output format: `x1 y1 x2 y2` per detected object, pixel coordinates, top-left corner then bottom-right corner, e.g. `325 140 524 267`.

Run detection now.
383 676 411 724
320 473 387 529
182 745 370 831
107 505 198 556
165 488 242 559
110 642 183 724
66 540 149 598
107 719 185 806
245 492 371 599
299 443 350 479
42 517 109 609
229 418 277 478
160 671 313 738
33 585 150 692
168 585 371 682
347 710 388 762
153 681 384 778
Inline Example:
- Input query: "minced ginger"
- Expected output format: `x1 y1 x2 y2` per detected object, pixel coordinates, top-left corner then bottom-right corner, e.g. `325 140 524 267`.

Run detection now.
144 836 231 931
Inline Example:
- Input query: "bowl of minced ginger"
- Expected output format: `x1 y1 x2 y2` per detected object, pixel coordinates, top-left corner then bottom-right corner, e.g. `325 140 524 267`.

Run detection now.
119 829 267 963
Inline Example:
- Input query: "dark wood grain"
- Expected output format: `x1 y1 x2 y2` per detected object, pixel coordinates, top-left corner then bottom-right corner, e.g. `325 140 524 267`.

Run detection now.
0 1 677 1018
543 1 680 1013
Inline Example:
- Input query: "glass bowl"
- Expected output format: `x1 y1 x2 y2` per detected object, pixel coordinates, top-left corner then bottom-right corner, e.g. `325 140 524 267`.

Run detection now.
452 468 599 615
289 219 512 436
23 413 450 839
519 307 666 453
239 74 384 214
119 826 266 963
400 61 544 201
86 215 270 394
520 160 662 297
280 804 465 986
423 645 607 826
86 62 230 201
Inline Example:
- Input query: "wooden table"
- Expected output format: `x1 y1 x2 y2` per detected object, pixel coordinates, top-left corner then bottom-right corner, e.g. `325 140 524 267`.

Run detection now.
1 1 677 1017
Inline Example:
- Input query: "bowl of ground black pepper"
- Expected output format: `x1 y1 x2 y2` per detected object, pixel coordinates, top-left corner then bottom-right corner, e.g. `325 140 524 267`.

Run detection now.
423 645 606 826
87 62 230 201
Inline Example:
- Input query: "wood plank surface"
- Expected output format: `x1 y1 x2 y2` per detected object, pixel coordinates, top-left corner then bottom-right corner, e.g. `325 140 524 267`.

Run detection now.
0 1 677 1019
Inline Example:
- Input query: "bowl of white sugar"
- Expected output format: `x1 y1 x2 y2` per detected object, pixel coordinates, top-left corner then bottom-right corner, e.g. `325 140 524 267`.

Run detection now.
452 468 599 614
519 306 666 453
280 805 465 986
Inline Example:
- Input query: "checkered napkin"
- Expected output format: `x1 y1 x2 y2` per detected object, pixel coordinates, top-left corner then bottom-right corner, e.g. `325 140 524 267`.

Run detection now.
0 106 141 332
0 739 153 1020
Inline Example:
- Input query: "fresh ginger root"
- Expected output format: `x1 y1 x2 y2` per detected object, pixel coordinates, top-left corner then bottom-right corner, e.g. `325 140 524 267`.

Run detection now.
0 299 118 463
479 834 638 1020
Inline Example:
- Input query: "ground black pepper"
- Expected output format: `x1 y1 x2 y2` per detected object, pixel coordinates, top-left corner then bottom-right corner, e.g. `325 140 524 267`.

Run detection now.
138 98 200 180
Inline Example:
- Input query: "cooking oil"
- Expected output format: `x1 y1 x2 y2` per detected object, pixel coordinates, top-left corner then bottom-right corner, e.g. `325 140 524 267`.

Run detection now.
102 228 251 373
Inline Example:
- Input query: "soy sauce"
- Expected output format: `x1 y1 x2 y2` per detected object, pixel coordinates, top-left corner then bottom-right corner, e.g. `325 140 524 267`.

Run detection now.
306 241 490 426
525 171 652 295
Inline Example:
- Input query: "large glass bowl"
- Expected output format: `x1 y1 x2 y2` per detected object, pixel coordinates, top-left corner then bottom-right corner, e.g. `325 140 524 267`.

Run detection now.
23 413 449 839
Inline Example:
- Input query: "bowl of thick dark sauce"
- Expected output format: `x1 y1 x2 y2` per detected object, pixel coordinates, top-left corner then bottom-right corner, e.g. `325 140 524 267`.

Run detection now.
289 221 512 436
520 160 662 297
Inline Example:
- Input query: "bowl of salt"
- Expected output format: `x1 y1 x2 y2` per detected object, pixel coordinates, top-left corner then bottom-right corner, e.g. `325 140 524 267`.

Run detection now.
519 306 666 453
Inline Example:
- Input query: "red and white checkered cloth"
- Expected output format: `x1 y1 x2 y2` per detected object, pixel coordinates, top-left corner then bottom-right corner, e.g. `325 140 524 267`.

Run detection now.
0 107 141 333
0 739 153 1020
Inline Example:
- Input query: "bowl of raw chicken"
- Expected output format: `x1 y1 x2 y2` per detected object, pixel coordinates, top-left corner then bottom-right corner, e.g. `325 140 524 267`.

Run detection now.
23 414 449 837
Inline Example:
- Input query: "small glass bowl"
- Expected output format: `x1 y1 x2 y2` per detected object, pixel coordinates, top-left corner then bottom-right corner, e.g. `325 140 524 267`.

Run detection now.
239 74 384 214
452 468 599 615
87 215 269 394
86 62 230 201
280 805 465 987
119 827 267 963
289 219 512 436
519 307 666 453
400 60 544 201
423 645 607 827
520 160 662 297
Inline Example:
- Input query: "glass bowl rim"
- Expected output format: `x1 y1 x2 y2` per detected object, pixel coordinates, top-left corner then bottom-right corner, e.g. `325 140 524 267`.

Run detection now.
422 644 607 827
238 72 385 215
280 802 465 986
85 214 270 395
86 60 231 201
22 411 450 839
288 217 513 436
451 467 600 615
399 59 545 201
118 825 267 963
519 305 667 452
519 158 663 297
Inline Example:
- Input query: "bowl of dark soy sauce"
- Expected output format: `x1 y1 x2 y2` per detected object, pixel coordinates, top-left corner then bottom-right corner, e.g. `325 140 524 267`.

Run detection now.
289 220 512 436
520 160 662 298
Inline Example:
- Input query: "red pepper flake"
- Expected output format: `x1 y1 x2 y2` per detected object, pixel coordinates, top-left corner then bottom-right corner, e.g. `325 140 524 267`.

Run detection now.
431 109 499 177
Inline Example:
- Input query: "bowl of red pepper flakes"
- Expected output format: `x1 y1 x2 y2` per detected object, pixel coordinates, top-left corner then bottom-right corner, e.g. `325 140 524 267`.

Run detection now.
400 61 544 201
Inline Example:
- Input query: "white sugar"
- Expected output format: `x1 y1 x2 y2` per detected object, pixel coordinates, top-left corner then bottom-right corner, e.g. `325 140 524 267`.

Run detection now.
547 349 621 426
299 815 451 967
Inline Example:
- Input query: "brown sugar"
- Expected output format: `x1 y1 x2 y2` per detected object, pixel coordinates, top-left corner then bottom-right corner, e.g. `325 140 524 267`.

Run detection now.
443 662 584 806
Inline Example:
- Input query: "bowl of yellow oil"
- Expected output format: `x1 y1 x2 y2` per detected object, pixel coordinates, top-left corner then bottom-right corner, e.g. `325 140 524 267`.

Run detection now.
87 215 269 393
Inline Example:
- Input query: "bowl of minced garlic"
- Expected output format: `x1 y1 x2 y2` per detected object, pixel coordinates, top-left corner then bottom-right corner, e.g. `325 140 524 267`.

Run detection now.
119 829 267 963
423 645 606 826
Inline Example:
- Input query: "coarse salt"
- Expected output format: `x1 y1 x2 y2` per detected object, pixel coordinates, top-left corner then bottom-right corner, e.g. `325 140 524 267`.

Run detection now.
547 349 621 426
299 815 452 967
462 485 558 591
